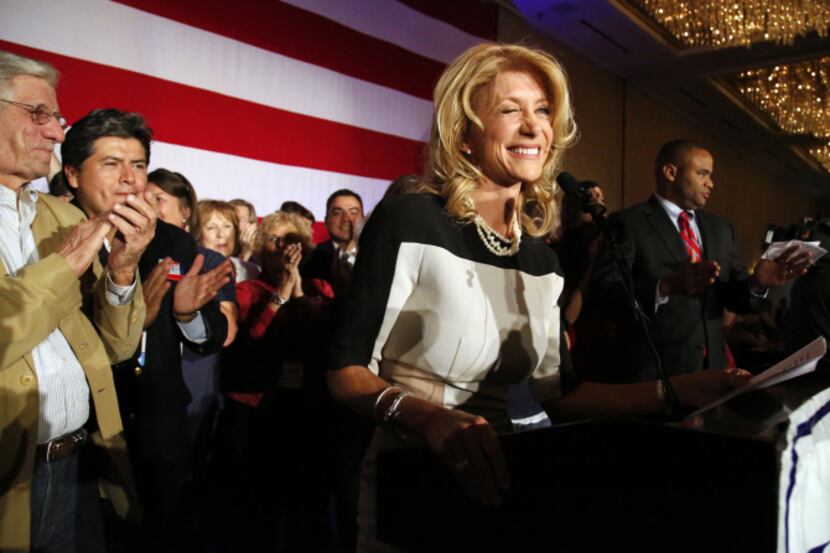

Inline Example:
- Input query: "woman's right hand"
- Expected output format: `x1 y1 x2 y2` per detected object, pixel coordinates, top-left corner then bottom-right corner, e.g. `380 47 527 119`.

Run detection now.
420 407 511 507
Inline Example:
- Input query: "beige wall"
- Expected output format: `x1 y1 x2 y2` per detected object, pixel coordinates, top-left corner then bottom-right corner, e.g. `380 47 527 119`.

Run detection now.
498 8 816 265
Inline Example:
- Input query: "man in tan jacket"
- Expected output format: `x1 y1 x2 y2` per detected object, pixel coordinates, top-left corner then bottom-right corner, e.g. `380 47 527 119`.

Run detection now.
0 50 155 552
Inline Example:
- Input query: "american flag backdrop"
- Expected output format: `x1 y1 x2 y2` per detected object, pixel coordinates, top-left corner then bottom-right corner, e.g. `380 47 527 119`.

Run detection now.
0 0 495 219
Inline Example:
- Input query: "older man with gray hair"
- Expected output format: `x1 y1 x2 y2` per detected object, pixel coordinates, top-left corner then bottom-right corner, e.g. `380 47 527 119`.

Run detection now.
0 50 154 552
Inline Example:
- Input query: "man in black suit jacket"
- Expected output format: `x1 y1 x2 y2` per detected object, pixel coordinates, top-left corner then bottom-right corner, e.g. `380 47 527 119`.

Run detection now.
302 189 370 552
303 189 364 299
63 109 230 551
593 139 811 383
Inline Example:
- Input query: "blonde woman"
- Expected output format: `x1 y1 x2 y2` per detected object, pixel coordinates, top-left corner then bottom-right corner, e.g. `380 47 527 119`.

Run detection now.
325 43 749 552
219 211 334 550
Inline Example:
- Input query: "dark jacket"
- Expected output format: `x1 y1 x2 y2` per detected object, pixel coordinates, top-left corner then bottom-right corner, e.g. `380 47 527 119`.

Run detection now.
116 220 228 464
592 195 760 382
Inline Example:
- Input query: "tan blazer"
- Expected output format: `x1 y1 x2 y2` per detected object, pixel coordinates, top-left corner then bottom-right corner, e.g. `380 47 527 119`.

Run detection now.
0 194 145 552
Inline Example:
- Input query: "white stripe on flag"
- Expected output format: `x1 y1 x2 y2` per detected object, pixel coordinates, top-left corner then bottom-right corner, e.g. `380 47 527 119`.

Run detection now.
148 141 389 220
0 0 434 142
284 0 488 64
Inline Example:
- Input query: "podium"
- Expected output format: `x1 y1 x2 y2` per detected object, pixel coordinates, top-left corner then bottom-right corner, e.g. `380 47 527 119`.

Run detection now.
376 417 779 552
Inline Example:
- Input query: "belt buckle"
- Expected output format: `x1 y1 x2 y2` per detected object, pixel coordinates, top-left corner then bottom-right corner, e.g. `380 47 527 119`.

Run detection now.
45 428 87 462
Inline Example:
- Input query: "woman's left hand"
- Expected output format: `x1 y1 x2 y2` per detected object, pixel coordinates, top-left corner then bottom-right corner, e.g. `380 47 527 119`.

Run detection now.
672 368 751 407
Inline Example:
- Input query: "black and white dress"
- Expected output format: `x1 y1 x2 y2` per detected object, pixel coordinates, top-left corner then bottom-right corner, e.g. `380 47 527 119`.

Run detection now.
330 193 577 551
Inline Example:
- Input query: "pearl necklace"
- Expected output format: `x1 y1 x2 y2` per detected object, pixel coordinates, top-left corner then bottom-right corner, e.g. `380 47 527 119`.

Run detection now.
473 210 522 257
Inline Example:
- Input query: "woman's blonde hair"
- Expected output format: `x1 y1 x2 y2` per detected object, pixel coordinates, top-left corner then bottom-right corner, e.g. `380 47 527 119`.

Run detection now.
194 200 240 257
254 211 314 261
426 43 577 237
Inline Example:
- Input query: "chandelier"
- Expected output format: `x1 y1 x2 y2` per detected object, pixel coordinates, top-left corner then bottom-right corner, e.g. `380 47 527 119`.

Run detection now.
631 0 830 49
810 142 830 171
731 56 830 169
736 57 830 137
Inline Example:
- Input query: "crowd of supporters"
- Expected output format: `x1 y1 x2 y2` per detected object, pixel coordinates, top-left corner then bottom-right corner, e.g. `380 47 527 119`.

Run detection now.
3 45 826 553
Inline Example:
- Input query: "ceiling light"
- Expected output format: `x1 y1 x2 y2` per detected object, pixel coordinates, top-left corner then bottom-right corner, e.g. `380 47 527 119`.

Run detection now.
631 0 830 49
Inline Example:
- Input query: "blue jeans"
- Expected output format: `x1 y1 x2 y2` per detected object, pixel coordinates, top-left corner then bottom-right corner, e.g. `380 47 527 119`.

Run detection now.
30 446 105 553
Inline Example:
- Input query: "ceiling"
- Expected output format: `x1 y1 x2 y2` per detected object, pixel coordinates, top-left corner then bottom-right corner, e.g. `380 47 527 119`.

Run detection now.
502 0 830 200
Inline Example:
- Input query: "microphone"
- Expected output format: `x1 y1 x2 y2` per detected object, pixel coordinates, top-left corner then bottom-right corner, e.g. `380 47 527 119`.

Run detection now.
557 173 681 419
557 172 606 219
556 171 583 197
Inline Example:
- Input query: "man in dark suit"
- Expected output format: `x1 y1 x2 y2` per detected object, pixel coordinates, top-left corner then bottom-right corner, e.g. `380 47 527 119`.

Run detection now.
302 189 368 552
303 189 364 299
594 139 811 383
63 109 230 551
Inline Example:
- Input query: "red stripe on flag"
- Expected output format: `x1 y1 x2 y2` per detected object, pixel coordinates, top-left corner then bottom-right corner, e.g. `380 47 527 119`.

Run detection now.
0 40 425 182
398 0 498 41
114 0 445 101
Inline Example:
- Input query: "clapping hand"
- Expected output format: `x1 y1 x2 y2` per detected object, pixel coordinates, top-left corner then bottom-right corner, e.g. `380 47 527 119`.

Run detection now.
238 223 257 262
142 258 173 329
57 216 113 278
107 191 158 286
277 242 304 300
660 260 720 296
173 254 231 317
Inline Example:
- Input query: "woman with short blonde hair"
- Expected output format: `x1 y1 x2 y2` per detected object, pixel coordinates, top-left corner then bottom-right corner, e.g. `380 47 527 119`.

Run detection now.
253 211 313 261
222 210 333 547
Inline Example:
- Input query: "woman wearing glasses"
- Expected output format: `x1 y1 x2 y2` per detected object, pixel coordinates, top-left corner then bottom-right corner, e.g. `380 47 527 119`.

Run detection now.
218 211 335 550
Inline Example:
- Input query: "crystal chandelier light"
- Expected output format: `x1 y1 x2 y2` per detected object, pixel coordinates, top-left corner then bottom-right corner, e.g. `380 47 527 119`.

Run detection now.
810 142 830 171
736 57 830 137
732 56 830 169
632 0 830 49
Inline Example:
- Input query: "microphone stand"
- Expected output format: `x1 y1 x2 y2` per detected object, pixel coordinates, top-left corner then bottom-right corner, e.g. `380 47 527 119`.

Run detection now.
584 202 683 420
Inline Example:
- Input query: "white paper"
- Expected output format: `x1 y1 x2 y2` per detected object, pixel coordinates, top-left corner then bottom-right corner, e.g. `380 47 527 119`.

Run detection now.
761 240 827 262
688 336 827 417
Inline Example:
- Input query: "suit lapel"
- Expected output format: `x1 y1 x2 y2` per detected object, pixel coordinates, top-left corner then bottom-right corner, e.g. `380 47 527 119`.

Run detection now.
696 210 715 259
645 195 686 263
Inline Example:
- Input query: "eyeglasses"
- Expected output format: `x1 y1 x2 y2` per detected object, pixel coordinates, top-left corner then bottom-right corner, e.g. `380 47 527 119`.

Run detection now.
266 233 302 246
0 99 67 129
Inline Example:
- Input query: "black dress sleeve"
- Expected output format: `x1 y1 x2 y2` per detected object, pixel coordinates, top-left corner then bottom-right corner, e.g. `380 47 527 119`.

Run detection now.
329 195 422 372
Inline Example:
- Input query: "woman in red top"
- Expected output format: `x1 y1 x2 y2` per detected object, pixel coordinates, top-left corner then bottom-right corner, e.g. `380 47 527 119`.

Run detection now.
218 210 335 551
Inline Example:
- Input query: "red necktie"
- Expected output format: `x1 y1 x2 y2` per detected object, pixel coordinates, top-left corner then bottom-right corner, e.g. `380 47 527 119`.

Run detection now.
678 211 702 262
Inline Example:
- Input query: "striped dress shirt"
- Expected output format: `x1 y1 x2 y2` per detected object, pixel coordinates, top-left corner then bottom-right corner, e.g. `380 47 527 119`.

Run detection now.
0 184 134 443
